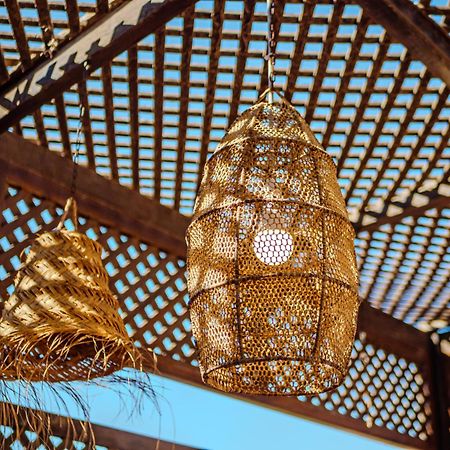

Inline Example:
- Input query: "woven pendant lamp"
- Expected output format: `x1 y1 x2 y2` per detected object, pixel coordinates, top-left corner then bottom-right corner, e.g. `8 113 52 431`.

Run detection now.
186 93 359 395
0 198 153 382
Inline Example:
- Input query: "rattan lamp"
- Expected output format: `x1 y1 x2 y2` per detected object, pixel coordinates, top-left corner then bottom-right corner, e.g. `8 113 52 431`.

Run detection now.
186 94 359 395
0 198 153 382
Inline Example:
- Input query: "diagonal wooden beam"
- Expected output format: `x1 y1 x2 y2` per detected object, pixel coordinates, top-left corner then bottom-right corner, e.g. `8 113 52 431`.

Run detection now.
0 132 189 258
355 0 450 86
0 0 198 132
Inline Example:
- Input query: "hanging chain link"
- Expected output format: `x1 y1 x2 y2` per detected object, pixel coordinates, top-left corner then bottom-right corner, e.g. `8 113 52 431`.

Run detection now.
266 0 277 98
69 103 84 200
69 61 90 201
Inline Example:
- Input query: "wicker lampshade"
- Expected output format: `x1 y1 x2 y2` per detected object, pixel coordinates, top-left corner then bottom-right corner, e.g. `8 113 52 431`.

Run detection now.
186 96 359 395
0 199 151 382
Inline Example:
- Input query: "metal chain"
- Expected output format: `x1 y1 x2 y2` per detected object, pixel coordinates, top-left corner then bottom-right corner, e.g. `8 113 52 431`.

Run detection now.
266 0 276 103
69 104 84 200
69 60 90 201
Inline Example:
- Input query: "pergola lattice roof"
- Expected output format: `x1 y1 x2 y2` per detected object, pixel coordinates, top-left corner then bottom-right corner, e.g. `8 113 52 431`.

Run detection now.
0 1 449 449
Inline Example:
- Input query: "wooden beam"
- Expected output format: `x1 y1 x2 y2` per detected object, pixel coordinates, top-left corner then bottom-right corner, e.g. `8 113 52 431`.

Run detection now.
196 0 225 193
0 132 189 258
356 0 450 86
0 0 199 131
153 27 166 201
174 5 195 209
128 45 140 191
2 405 198 450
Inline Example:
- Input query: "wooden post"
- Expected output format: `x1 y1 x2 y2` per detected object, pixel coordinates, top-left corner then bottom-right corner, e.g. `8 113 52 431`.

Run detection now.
427 333 450 450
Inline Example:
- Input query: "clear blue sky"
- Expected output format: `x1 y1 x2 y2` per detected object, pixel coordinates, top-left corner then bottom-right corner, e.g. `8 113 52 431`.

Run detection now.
10 373 401 450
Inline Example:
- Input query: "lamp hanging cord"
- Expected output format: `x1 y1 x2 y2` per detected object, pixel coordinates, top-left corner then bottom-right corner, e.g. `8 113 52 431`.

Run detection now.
266 0 276 103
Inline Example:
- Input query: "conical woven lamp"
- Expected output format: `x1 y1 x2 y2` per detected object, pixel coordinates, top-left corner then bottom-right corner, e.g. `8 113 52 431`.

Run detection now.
187 96 359 395
0 198 151 382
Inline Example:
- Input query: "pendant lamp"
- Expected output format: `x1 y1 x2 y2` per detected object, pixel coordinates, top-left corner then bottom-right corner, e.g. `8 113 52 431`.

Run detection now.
186 92 359 395
0 197 153 382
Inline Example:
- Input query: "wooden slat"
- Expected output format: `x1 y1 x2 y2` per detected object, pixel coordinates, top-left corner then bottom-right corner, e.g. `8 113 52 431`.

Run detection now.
392 215 440 321
356 0 450 85
195 0 225 193
96 0 109 14
0 0 199 131
4 0 31 67
101 62 118 180
77 79 96 170
284 0 316 103
65 0 81 34
0 46 8 83
357 71 432 217
174 6 195 209
227 0 256 125
321 14 370 148
376 217 420 315
344 53 411 202
413 122 450 194
336 33 391 175
54 94 72 158
128 45 140 191
0 132 189 258
153 27 165 200
35 0 54 48
383 89 449 205
404 229 449 325
304 0 344 123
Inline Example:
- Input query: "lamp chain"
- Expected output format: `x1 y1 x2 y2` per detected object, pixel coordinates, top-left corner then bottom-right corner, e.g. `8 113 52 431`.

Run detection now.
69 104 84 201
69 61 90 201
266 0 276 103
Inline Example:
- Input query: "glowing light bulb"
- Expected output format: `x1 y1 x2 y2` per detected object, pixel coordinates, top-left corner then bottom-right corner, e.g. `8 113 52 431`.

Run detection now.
253 229 293 265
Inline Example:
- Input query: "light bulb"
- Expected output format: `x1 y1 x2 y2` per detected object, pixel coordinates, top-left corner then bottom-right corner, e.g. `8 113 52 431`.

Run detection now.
253 228 293 265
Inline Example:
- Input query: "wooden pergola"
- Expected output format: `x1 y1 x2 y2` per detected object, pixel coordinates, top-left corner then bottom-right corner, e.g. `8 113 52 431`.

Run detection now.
0 0 448 448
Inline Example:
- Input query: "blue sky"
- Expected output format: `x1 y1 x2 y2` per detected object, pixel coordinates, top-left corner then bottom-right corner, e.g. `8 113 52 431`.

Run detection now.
87 374 402 450
7 373 401 450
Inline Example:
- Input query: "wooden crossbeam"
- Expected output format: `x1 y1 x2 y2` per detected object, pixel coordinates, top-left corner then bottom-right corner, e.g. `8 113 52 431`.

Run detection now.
0 0 198 132
356 0 450 86
0 132 189 258
1 405 197 450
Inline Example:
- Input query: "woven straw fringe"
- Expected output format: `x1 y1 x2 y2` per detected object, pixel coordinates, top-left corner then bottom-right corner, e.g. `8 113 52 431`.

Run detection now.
187 98 359 396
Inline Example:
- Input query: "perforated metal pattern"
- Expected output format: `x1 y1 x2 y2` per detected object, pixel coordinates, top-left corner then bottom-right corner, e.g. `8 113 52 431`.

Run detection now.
187 99 359 395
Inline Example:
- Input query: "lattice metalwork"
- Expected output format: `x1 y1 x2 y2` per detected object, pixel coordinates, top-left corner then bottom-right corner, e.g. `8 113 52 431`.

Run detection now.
0 184 434 447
